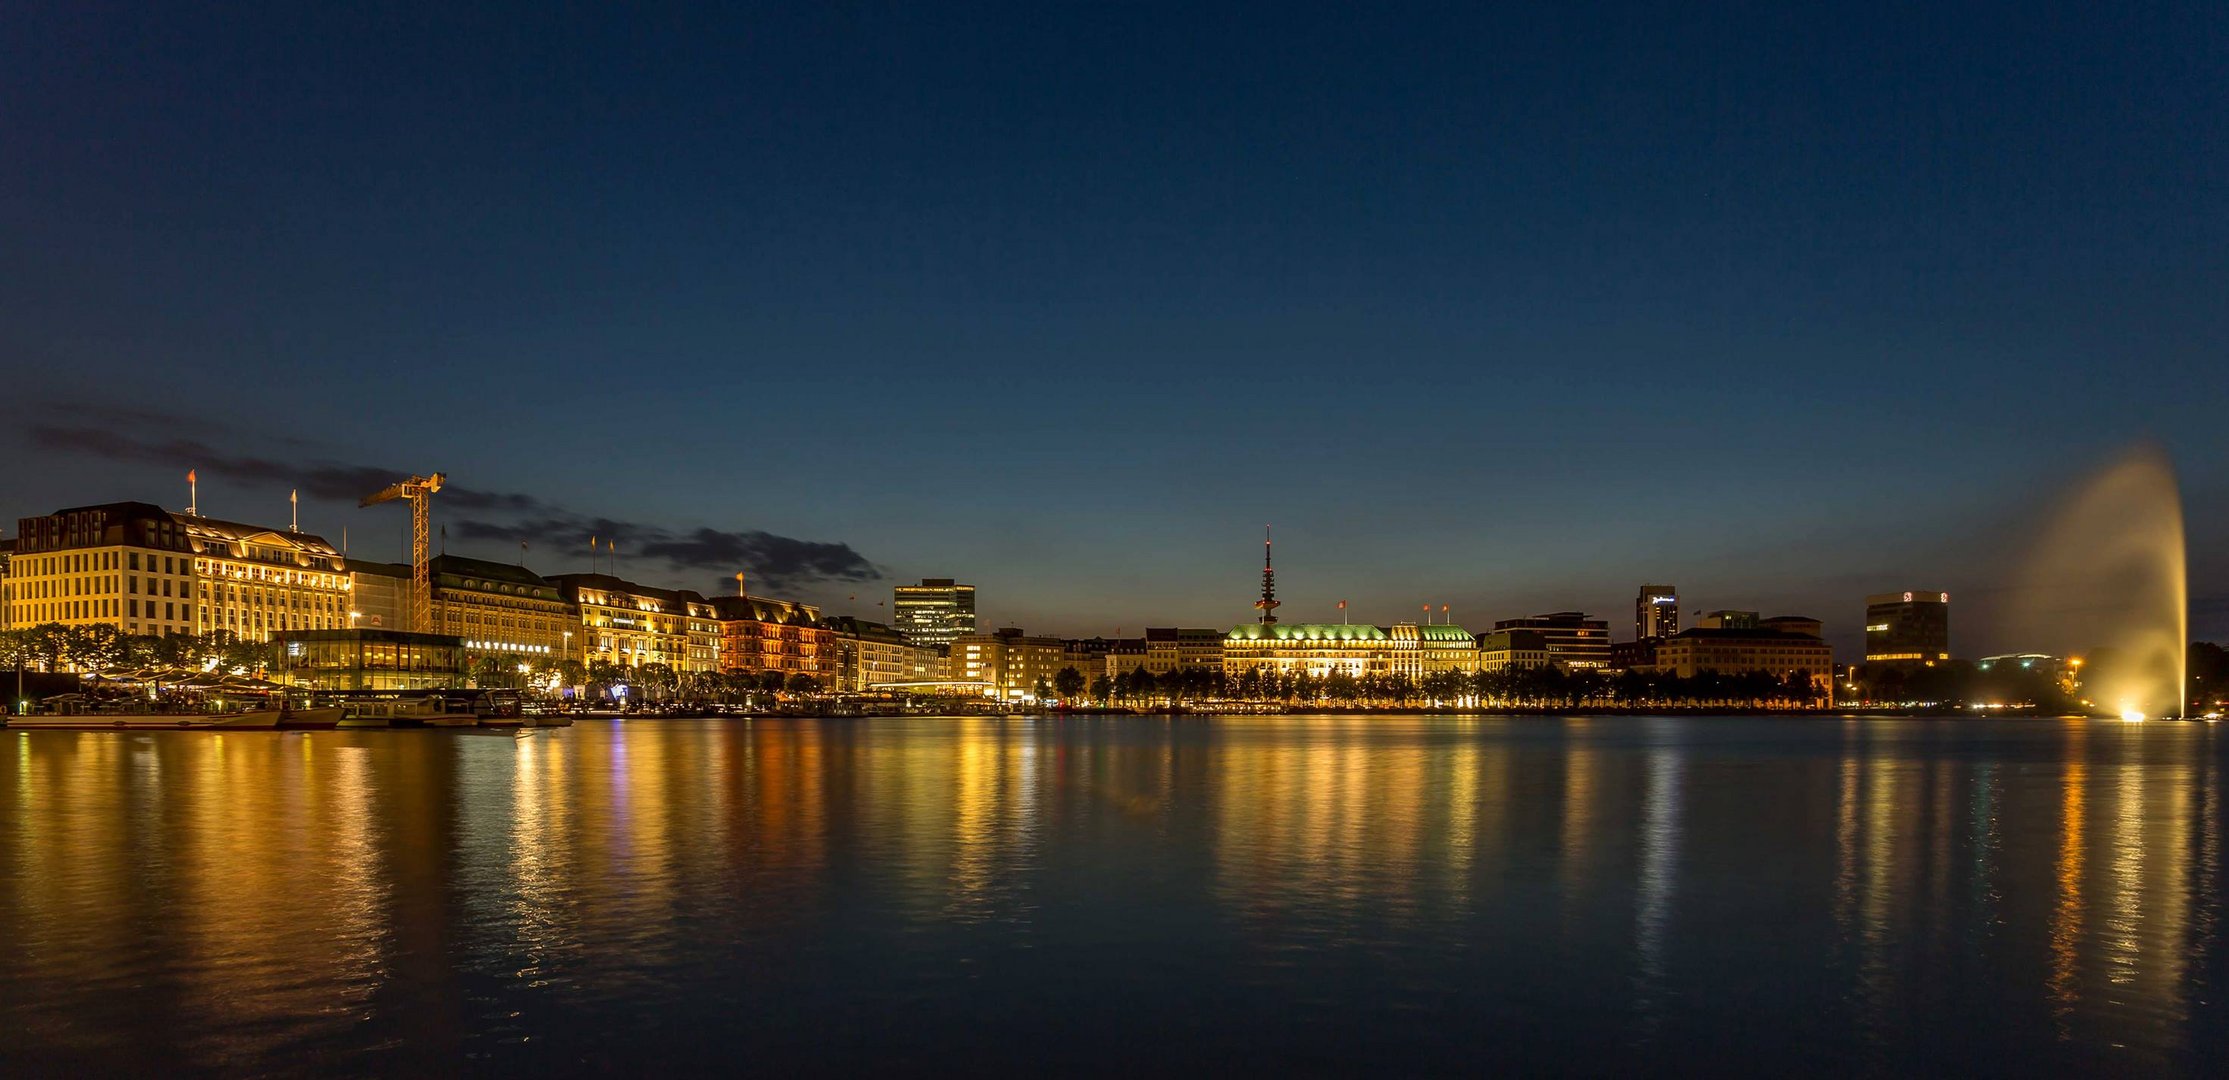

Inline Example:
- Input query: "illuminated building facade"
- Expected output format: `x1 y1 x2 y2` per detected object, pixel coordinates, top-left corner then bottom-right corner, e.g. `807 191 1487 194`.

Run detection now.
1104 638 1147 677
1061 637 1115 680
951 627 1065 698
8 503 348 641
549 574 706 671
1649 624 1833 700
1477 628 1553 671
1636 584 1679 640
182 515 351 640
348 556 575 662
345 561 408 631
683 595 722 673
1222 623 1412 679
1144 627 1226 674
824 616 910 691
892 578 976 647
713 594 834 681
1413 623 1481 676
1865 591 1950 666
906 643 950 681
277 628 470 691
1490 612 1610 669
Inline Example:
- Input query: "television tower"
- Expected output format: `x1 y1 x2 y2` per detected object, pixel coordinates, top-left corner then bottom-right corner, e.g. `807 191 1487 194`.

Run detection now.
1254 526 1281 625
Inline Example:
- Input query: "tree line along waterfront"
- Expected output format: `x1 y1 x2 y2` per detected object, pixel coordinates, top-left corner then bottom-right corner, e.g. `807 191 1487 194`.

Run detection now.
0 622 1820 709
0 623 826 705
9 621 2223 714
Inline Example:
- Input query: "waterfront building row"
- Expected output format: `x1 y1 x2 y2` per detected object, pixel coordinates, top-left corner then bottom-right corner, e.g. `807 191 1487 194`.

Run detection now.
5 503 352 640
2 502 917 688
1218 611 1834 698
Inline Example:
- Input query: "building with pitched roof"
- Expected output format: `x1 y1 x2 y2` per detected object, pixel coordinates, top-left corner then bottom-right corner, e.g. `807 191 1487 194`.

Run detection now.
1222 622 1403 679
712 593 834 682
8 502 349 641
349 555 576 663
549 573 717 672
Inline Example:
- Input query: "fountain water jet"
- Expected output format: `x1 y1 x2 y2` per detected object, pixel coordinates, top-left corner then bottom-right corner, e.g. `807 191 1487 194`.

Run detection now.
2006 443 2187 718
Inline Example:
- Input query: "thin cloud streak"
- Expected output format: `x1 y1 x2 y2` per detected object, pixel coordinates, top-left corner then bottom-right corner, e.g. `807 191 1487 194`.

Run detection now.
29 423 879 589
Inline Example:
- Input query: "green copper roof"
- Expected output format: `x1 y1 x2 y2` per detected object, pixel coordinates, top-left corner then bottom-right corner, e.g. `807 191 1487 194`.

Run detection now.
1417 624 1476 642
1227 623 1390 642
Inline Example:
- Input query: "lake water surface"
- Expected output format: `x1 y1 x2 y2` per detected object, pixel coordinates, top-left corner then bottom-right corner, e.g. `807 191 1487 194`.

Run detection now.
4 716 2225 1075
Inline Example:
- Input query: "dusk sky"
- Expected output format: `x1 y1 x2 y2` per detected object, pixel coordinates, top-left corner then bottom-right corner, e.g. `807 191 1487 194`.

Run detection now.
6 2 2225 656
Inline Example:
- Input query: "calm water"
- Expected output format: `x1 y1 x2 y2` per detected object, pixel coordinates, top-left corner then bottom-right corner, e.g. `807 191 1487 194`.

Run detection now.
4 716 2226 1076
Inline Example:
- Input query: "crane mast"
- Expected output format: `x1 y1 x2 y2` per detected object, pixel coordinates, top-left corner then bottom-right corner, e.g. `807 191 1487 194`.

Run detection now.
360 473 446 634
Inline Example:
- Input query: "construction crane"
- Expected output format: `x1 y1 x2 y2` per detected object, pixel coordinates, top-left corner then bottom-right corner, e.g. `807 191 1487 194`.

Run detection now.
361 473 446 633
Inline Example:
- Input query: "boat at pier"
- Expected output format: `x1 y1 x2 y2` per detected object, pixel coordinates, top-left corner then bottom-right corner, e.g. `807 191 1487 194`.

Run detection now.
5 693 282 730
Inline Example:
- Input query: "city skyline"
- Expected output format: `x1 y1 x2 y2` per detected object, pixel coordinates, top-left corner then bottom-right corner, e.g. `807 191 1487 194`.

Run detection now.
0 459 2202 663
8 3 2226 657
5 5 2225 1073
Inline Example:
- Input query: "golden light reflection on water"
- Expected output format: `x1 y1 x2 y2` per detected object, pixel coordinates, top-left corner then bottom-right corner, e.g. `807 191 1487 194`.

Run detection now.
0 719 2223 1073
2050 743 2085 1026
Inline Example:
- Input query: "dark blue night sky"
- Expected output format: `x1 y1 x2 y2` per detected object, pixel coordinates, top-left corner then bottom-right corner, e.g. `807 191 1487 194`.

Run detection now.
5 2 2225 654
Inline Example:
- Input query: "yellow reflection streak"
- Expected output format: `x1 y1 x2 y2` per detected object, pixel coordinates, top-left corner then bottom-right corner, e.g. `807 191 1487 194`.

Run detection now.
2049 750 2085 1030
1561 721 1595 899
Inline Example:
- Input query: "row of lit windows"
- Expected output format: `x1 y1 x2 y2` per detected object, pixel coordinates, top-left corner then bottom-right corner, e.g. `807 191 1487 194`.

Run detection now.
18 551 122 576
128 551 185 574
16 574 120 599
199 559 343 588
10 598 183 624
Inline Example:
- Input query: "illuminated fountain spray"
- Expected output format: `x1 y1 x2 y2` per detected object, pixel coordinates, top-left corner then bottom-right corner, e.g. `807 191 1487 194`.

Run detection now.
2009 443 2187 719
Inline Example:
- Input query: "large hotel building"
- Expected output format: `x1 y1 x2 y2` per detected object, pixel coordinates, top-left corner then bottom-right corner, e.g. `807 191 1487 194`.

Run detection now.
1636 585 1679 640
547 573 719 672
9 502 351 639
349 554 575 660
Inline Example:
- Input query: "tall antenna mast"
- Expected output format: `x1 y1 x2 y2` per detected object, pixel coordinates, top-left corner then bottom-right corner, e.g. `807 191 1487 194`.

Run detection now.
1253 526 1280 625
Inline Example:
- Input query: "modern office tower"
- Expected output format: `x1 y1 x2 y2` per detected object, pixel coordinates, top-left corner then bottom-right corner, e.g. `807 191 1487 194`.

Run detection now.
1490 612 1611 669
1864 591 1950 666
1636 585 1679 640
893 578 977 647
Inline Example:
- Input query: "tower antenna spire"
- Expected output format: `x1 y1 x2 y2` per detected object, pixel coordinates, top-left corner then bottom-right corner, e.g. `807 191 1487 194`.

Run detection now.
1253 526 1281 625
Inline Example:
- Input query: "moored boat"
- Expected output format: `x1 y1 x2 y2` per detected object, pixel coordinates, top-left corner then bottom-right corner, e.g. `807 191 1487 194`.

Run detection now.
5 709 283 730
282 706 345 729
